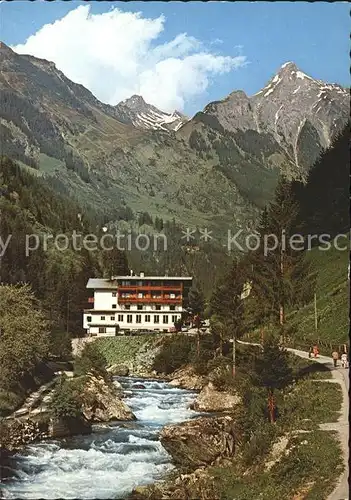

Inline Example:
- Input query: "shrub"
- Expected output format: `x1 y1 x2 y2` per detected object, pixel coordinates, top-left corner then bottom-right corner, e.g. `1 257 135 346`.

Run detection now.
152 335 195 374
74 342 107 379
49 375 83 420
211 370 234 392
192 357 208 375
0 390 24 417
242 421 278 466
233 382 269 441
207 355 232 373
49 329 72 360
198 335 217 361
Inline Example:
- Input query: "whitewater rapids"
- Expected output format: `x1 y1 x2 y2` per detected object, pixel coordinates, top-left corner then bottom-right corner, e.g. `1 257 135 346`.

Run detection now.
2 378 198 499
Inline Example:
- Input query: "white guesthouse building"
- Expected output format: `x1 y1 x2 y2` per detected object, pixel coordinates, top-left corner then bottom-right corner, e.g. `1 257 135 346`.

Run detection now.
83 273 193 336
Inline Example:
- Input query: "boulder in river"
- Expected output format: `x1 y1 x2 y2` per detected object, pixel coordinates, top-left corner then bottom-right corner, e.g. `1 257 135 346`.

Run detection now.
160 415 235 468
81 373 136 422
113 380 123 391
129 468 219 500
107 364 130 377
191 382 241 412
50 416 91 438
169 365 207 390
132 383 146 389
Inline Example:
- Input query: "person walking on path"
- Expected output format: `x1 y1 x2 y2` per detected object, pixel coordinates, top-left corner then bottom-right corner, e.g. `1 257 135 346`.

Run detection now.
313 344 319 358
341 352 348 369
332 350 339 368
308 346 313 358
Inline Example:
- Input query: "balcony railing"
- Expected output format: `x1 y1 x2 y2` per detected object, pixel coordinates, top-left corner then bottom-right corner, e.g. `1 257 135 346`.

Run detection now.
118 296 182 304
118 285 182 292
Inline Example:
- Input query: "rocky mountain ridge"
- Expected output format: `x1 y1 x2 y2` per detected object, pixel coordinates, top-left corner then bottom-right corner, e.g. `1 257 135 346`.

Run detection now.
198 61 349 173
0 40 348 233
114 95 188 131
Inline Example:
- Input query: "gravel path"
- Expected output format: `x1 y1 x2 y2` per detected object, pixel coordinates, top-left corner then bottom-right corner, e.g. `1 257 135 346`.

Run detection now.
238 341 349 500
287 349 349 500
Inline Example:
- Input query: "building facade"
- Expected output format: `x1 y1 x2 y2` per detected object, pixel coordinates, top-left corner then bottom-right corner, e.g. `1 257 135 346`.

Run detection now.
83 273 192 336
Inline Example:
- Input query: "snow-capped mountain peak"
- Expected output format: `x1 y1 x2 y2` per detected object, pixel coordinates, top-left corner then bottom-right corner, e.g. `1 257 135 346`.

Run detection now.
196 61 348 173
114 95 188 132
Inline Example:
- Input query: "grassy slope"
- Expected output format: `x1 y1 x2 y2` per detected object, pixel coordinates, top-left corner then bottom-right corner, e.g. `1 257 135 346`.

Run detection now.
210 355 343 500
287 247 349 347
212 430 343 500
129 350 343 500
93 336 154 366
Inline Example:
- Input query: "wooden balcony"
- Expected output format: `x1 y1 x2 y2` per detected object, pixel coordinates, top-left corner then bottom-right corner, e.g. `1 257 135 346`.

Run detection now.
118 285 182 292
118 295 182 304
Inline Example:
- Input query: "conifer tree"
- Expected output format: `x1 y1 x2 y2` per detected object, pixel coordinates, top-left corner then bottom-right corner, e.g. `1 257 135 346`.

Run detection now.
188 285 205 355
252 336 292 423
101 247 129 278
210 258 248 374
247 177 315 331
188 285 205 318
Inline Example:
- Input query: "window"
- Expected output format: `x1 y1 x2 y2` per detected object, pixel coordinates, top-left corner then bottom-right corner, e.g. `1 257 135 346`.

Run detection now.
127 315 133 323
101 316 105 320
112 304 117 309
112 292 117 297
110 316 115 321
172 315 177 323
99 327 106 334
118 314 124 322
155 305 161 311
137 305 143 310
125 305 131 310
136 314 142 323
87 316 92 323
170 305 176 311
145 315 150 322
154 315 159 324
163 315 169 324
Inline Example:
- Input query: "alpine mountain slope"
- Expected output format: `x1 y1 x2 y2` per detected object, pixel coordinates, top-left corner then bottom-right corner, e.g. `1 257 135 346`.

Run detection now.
0 41 348 232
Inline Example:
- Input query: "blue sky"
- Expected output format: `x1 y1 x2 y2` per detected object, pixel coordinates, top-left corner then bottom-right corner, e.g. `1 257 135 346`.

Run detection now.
1 1 349 115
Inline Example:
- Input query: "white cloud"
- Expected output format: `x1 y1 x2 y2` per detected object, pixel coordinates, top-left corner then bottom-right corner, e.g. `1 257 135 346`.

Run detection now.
12 5 247 112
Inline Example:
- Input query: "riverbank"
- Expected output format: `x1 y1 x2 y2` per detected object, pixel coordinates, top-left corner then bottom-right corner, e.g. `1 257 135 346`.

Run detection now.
209 347 348 500
128 344 346 500
0 370 136 453
2 334 346 500
1 377 199 499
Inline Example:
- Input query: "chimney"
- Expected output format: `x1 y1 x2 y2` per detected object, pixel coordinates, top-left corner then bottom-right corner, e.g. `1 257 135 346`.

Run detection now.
140 272 144 278
130 270 134 276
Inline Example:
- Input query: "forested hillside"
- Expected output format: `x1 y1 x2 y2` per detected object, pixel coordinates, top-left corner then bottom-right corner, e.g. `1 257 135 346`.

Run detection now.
294 123 349 237
0 157 109 334
0 157 230 314
1 43 348 234
0 157 126 415
213 123 350 349
286 123 350 347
